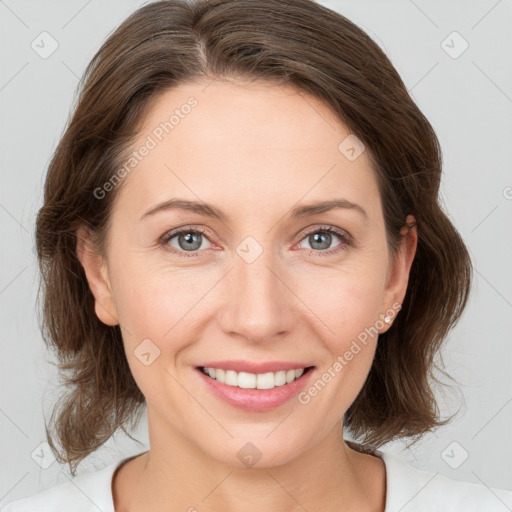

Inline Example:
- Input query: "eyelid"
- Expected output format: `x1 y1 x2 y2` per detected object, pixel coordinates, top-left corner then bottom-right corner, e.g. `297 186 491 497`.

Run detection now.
297 224 353 243
159 225 214 252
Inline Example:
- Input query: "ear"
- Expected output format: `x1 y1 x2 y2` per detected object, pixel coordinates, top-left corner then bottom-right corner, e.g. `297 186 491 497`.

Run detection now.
379 215 417 332
76 226 119 326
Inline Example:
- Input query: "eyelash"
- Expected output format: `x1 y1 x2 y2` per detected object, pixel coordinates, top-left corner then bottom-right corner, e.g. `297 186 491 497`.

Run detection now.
159 225 354 258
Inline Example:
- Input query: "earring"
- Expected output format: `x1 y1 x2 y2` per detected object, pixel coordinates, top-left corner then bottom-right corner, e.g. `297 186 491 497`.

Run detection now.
384 316 391 325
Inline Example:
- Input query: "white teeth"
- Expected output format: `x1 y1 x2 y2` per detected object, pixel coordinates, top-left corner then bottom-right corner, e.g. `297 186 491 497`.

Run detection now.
256 372 274 390
238 372 256 389
225 370 238 386
201 367 309 389
274 370 287 386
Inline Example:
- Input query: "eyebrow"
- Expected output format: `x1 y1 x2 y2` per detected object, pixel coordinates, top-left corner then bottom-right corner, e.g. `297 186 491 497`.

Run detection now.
140 197 368 221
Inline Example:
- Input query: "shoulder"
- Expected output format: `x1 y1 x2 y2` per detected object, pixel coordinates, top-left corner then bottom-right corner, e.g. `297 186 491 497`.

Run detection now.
0 460 121 512
380 450 512 512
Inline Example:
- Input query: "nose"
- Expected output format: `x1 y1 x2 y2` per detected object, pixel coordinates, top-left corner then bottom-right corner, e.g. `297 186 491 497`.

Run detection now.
216 245 298 344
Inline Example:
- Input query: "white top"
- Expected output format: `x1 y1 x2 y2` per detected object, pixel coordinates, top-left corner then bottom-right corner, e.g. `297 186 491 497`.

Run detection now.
2 450 511 511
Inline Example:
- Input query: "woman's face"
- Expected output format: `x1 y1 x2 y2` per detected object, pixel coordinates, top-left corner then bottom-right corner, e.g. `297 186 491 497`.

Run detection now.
81 79 415 468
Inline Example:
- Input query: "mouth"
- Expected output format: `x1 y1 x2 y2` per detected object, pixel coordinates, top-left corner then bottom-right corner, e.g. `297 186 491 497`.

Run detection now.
197 365 315 390
193 359 317 411
194 363 316 412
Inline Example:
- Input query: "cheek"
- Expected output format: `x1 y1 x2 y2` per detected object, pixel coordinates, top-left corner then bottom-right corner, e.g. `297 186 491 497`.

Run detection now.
297 261 386 397
295 276 384 419
108 264 200 406
108 259 219 365
302 261 387 341
111 272 188 340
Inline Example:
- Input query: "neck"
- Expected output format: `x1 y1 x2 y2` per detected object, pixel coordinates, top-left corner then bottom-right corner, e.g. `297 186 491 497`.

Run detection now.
113 414 386 512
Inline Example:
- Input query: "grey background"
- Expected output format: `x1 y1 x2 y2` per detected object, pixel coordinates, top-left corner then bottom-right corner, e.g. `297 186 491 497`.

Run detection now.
1 0 511 505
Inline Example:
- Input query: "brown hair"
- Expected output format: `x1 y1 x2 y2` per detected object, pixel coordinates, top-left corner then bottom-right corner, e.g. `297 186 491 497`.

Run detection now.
36 0 471 473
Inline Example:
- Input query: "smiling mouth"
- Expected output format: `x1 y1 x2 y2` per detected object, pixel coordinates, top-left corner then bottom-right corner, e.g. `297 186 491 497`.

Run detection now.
197 366 315 390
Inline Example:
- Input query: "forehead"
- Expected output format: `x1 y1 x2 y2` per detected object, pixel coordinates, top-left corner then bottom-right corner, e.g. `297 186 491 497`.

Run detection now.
114 79 382 222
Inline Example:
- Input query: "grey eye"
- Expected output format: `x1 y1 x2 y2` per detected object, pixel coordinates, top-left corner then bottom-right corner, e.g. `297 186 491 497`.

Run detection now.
167 230 211 252
298 229 343 252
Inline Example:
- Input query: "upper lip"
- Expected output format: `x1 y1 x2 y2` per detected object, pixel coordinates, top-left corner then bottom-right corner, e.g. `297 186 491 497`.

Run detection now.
197 360 314 374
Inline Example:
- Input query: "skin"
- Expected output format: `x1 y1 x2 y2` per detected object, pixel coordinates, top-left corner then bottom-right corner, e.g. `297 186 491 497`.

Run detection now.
77 78 417 512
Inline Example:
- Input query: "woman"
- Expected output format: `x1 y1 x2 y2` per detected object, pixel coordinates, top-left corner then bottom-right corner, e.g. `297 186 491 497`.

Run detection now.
2 0 511 510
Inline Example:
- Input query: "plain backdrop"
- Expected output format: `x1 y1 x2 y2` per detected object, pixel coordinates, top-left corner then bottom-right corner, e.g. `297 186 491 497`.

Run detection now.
1 0 511 505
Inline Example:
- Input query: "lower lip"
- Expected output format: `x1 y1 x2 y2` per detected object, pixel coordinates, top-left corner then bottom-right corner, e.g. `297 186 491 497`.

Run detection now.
195 367 315 412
